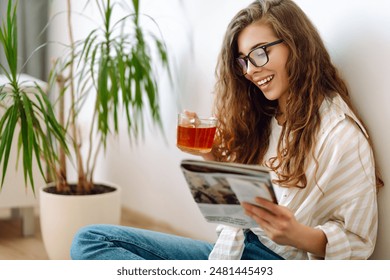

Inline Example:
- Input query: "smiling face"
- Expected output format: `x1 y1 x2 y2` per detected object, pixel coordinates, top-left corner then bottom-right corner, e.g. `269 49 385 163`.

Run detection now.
237 20 290 110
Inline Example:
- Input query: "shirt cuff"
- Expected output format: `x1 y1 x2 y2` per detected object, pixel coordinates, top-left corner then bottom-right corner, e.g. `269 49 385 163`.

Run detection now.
308 224 351 260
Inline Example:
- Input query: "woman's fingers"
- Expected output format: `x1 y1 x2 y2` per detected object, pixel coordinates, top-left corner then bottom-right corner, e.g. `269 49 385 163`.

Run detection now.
181 110 201 127
242 202 274 222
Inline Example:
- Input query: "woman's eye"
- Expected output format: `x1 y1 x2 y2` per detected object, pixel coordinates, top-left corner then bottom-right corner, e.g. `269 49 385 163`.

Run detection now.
254 49 267 58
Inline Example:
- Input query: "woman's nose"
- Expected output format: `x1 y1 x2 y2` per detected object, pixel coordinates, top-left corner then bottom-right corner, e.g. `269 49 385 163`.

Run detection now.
245 60 262 76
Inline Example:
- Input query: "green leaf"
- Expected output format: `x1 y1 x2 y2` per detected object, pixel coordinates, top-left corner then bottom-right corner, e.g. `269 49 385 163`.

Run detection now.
0 104 18 188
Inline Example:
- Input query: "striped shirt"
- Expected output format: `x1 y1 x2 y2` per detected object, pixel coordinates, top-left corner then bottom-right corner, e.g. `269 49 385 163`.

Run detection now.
208 94 378 260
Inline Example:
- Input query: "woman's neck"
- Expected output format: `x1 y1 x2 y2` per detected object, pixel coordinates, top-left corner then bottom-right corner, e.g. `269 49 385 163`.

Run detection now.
277 94 287 115
275 110 286 126
276 95 287 125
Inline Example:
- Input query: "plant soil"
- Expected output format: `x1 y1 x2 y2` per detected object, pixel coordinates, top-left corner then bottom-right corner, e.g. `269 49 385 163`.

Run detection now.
43 184 116 196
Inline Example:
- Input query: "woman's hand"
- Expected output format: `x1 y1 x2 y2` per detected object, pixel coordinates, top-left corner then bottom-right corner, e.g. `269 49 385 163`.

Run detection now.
242 198 299 246
242 197 327 257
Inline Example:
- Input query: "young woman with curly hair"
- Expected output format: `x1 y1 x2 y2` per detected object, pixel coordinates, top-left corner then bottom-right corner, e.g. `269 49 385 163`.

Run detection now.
205 0 383 260
70 0 383 260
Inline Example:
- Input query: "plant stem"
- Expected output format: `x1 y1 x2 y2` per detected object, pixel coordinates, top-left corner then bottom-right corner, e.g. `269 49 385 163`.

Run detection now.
66 0 89 193
55 72 69 193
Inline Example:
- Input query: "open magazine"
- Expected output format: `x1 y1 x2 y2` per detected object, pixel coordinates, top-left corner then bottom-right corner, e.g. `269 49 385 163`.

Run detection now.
180 159 277 228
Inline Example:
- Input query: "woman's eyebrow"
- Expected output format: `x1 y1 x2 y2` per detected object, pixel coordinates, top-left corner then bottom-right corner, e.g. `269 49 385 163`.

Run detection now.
238 42 268 56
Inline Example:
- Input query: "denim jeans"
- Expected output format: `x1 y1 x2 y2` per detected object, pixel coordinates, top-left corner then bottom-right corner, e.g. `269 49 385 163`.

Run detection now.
70 224 284 260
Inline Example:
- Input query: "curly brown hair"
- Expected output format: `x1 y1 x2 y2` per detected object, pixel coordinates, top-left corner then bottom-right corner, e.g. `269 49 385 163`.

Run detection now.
211 0 383 189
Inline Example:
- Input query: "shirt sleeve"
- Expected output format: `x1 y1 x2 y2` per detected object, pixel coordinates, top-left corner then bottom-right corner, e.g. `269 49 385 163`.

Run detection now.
309 192 377 259
208 225 245 260
307 116 378 260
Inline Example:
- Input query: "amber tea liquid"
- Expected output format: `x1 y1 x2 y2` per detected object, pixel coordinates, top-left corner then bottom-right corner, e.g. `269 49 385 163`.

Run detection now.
177 125 216 153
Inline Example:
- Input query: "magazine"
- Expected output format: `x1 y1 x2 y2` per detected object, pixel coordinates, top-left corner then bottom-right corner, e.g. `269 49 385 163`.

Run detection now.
180 159 277 228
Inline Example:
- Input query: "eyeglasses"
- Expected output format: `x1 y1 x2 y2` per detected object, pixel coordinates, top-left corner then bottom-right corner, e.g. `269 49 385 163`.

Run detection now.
236 39 284 75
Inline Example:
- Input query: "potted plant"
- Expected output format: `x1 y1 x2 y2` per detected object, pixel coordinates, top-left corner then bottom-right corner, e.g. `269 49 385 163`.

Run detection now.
0 0 171 259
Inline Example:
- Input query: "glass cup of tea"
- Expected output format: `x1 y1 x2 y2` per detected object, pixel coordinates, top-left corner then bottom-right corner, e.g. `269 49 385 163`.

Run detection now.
177 113 218 153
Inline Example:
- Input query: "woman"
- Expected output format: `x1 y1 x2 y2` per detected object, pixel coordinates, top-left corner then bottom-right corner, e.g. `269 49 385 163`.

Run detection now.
71 0 383 260
205 0 384 260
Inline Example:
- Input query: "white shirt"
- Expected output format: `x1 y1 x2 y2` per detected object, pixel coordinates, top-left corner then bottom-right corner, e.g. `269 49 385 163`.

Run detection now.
266 117 284 202
208 94 378 260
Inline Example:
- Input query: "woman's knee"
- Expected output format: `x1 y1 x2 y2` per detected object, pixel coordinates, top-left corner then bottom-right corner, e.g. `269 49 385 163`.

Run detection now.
70 224 108 260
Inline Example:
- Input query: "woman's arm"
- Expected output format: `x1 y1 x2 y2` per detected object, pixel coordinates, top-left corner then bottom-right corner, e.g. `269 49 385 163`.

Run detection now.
201 152 215 161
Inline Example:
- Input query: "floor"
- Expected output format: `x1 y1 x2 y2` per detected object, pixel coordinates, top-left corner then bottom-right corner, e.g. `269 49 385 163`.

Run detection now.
0 207 186 260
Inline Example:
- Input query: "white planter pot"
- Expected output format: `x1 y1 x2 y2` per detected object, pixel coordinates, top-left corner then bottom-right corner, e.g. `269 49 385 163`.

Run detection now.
39 182 121 259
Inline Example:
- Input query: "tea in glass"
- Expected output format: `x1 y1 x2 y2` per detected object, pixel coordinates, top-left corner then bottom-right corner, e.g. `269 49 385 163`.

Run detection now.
177 113 217 153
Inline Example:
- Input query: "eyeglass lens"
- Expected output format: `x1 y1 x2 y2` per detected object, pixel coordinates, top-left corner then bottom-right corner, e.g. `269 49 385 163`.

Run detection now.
236 39 284 75
237 48 268 74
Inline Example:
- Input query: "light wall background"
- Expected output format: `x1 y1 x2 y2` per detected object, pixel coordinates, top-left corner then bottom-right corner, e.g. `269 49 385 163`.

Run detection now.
47 0 389 259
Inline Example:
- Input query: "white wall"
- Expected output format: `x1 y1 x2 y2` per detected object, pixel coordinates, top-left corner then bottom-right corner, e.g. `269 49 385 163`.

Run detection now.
49 0 390 259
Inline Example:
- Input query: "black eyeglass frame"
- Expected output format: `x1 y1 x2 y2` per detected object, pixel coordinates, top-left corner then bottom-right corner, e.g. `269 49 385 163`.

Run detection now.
236 39 284 75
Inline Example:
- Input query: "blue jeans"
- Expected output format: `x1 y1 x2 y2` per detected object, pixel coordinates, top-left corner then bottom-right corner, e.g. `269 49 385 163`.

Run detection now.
70 224 284 260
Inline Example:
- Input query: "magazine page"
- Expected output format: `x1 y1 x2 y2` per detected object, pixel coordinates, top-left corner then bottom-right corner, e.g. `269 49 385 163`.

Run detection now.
180 159 271 177
180 160 277 228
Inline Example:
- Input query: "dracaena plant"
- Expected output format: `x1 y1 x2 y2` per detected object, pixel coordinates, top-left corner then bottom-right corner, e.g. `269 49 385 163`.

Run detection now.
0 0 68 194
0 0 171 195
